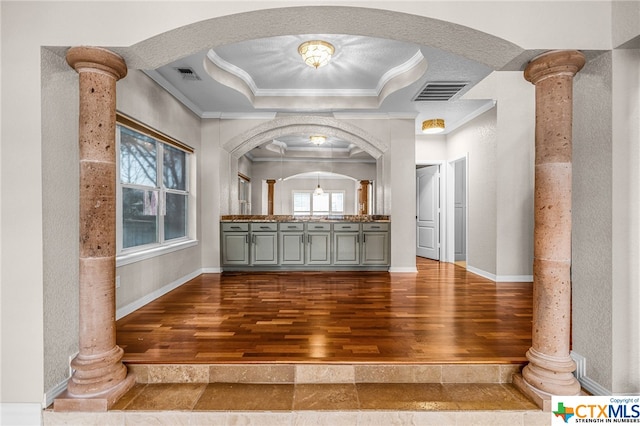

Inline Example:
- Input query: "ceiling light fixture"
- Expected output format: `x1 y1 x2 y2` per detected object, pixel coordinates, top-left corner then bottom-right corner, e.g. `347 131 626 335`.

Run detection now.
298 40 335 69
310 135 326 146
422 118 445 134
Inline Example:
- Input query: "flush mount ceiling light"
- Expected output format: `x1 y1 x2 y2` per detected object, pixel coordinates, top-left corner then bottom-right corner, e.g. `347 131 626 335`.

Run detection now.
310 135 327 145
422 118 445 134
298 40 335 69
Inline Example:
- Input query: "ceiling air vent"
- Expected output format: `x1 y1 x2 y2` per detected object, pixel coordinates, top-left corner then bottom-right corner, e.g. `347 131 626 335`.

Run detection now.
174 67 201 81
413 82 468 102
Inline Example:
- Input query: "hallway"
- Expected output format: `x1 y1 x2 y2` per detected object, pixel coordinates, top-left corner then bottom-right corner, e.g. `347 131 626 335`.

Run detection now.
116 257 532 364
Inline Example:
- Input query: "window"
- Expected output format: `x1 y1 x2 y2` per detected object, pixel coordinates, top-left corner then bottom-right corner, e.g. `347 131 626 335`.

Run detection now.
116 115 193 255
238 174 251 215
293 191 344 216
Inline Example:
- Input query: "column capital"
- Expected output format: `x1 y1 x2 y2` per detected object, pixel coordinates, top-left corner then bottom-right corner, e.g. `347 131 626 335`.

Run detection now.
266 179 277 184
66 46 127 80
524 50 585 85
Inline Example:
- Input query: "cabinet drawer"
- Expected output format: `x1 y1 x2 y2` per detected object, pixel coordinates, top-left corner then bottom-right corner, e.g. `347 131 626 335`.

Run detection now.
333 223 360 231
251 222 278 232
222 222 249 232
280 222 304 232
363 223 389 232
307 223 331 231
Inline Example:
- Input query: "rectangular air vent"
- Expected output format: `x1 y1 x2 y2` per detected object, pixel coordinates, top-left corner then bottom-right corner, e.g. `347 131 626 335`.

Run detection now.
174 67 201 81
414 82 468 102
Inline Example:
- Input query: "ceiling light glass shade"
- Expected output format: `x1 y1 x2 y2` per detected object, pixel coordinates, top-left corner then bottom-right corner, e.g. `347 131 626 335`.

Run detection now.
298 40 335 69
313 184 324 196
422 118 445 134
310 135 326 145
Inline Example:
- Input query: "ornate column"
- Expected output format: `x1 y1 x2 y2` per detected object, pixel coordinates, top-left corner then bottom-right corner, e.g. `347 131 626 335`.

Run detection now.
55 47 135 411
515 50 585 409
267 179 276 215
359 180 370 215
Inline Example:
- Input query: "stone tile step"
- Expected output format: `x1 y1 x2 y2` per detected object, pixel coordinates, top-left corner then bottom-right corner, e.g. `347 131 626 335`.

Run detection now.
126 362 526 385
44 382 548 425
44 408 550 426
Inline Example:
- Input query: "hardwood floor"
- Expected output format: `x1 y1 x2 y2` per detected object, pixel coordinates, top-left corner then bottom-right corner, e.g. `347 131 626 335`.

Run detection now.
116 258 533 364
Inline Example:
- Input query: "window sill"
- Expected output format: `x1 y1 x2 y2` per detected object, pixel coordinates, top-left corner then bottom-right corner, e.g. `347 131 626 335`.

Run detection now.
116 239 198 267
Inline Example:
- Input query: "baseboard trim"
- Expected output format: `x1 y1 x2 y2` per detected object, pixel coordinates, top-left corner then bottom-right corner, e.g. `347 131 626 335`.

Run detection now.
44 378 69 409
466 265 532 283
116 269 203 320
0 403 42 426
571 351 611 396
202 267 222 273
388 267 418 273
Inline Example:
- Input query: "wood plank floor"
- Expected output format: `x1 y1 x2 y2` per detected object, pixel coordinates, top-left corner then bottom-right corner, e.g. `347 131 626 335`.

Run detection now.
116 258 533 364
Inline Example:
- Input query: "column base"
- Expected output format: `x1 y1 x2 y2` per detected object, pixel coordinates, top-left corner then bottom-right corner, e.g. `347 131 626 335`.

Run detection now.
513 373 553 411
53 371 135 412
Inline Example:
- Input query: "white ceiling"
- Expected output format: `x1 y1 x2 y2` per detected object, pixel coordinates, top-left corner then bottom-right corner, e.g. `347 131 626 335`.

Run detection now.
145 33 495 161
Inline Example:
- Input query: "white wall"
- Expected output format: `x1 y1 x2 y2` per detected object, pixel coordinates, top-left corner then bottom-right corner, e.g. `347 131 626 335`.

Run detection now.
115 70 203 309
41 48 79 403
201 119 223 272
447 109 498 276
389 119 418 272
416 135 447 164
572 51 614 392
610 47 640 394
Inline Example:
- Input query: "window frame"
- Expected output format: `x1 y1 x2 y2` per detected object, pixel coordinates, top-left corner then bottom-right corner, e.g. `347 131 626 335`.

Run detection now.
115 113 196 266
292 190 345 216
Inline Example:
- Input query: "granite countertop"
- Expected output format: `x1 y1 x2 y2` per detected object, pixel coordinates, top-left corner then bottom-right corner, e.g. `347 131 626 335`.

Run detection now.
220 215 390 223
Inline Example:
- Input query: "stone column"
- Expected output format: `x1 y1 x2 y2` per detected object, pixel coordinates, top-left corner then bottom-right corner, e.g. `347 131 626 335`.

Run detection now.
359 180 370 215
267 179 276 215
515 50 585 409
55 46 135 411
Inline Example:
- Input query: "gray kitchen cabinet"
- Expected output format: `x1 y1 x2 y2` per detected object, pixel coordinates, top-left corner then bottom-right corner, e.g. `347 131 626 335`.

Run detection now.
251 223 278 265
279 223 305 265
306 223 331 265
333 223 360 265
362 223 390 265
221 223 249 265
221 220 389 270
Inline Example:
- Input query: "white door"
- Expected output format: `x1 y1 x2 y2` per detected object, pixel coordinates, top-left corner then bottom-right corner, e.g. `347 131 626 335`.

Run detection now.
416 165 440 260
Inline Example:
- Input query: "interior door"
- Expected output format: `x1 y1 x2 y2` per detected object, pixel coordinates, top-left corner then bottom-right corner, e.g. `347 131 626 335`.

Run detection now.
416 165 440 260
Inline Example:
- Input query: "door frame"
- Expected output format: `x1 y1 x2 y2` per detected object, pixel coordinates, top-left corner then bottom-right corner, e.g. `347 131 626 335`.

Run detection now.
445 154 469 264
415 161 447 261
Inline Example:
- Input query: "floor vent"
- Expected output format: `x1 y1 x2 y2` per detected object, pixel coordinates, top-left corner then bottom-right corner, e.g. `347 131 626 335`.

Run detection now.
174 67 201 81
414 82 468 102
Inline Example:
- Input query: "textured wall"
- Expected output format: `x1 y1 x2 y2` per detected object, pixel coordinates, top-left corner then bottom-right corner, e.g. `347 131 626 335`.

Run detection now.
115 70 202 310
447 109 498 276
200 119 222 271
42 48 81 396
611 48 640 393
572 52 614 391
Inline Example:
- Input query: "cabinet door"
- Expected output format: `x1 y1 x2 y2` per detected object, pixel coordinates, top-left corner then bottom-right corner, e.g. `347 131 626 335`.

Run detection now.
252 232 278 265
307 232 331 265
333 232 360 265
222 232 249 265
280 232 305 265
362 232 389 265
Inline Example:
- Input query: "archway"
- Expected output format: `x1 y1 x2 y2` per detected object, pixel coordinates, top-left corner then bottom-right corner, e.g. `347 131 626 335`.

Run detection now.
47 4 556 411
222 115 386 215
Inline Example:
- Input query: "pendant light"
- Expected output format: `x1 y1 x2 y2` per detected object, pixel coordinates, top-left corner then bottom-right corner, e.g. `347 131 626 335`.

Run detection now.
313 172 324 196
